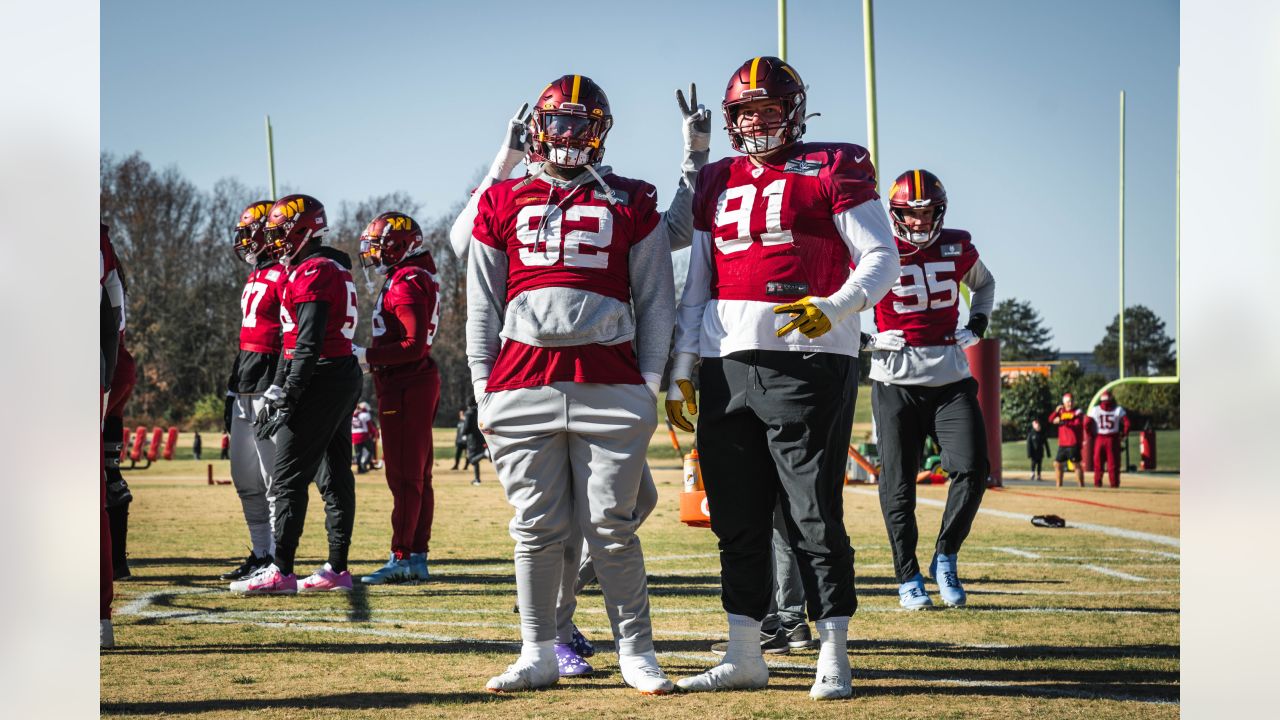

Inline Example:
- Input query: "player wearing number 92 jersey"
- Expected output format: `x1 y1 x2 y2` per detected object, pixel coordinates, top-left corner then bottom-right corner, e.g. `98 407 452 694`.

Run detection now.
863 169 996 613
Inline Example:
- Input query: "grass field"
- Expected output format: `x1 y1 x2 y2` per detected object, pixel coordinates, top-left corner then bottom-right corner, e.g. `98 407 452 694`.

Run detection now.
102 430 1179 718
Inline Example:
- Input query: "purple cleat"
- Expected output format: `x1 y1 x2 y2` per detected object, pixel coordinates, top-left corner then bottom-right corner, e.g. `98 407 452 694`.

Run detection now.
555 642 594 677
569 625 595 658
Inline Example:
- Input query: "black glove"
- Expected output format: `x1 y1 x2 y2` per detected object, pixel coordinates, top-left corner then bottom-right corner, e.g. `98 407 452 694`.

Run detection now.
223 395 235 435
253 390 295 441
966 313 989 339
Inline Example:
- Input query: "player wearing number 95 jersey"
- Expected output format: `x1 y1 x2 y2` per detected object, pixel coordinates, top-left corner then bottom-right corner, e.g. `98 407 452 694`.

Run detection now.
668 56 899 700
230 193 363 596
220 200 289 583
863 169 996 612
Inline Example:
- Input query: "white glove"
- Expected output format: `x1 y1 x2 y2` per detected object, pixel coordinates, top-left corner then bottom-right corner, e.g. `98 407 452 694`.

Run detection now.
472 378 488 405
352 344 369 373
864 330 907 352
642 373 662 400
263 384 285 403
676 84 711 153
954 328 980 350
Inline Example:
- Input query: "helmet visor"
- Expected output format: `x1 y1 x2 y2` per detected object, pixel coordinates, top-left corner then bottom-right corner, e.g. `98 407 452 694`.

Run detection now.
543 113 595 142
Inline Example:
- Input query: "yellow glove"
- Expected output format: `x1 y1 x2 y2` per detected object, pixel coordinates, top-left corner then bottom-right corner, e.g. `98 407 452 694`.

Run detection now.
665 378 698 433
774 296 832 339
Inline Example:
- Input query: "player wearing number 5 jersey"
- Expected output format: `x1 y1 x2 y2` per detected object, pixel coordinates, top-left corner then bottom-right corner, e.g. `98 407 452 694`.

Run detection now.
354 212 442 585
230 194 363 596
221 200 288 582
668 56 899 700
468 74 678 695
864 169 996 611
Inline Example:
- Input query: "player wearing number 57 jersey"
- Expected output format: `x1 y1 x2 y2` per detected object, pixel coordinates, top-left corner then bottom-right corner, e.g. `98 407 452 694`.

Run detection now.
668 56 899 700
230 194 363 596
221 200 289 582
354 212 443 586
863 169 996 611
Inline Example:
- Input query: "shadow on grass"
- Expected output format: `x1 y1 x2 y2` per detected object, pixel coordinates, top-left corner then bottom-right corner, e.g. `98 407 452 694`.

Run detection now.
104 640 521 657
851 639 1179 661
102 690 506 715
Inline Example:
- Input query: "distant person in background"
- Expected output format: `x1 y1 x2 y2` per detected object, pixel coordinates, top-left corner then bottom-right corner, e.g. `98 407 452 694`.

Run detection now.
192 430 203 461
1088 390 1130 488
1026 418 1049 481
451 408 469 471
221 433 230 460
351 404 371 473
1049 393 1086 487
462 400 485 486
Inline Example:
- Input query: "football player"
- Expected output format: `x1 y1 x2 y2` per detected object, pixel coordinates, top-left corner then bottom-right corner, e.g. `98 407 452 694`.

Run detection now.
467 74 680 695
861 169 996 610
354 212 442 585
221 200 287 582
455 79 709 679
230 194 363 595
1087 390 1130 488
100 224 126 648
667 56 899 700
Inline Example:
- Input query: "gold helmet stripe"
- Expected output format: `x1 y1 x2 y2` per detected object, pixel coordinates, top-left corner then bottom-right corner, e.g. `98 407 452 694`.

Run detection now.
749 57 761 90
570 74 581 104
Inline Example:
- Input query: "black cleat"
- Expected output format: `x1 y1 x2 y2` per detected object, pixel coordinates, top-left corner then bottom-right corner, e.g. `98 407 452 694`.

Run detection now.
221 552 272 581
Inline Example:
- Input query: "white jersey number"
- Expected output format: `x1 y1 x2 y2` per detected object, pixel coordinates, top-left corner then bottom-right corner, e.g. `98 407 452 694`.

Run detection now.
240 281 269 328
341 281 359 340
892 262 958 314
515 204 613 268
714 179 794 254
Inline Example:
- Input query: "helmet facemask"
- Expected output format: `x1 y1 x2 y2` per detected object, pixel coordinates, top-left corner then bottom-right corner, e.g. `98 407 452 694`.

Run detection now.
531 109 611 168
233 223 266 264
724 90 806 157
890 203 947 251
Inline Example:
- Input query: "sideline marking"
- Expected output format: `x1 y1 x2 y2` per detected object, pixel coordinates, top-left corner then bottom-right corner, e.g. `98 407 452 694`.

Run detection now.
993 547 1042 559
1081 565 1150 582
846 487 1179 548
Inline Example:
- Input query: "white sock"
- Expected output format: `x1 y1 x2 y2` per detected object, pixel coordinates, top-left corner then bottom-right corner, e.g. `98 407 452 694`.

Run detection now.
815 617 851 680
519 640 556 668
249 522 274 559
725 613 763 663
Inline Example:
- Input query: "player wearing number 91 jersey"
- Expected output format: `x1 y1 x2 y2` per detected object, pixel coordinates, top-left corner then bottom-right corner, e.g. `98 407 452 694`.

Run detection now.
669 56 899 701
863 169 996 614
229 193 363 597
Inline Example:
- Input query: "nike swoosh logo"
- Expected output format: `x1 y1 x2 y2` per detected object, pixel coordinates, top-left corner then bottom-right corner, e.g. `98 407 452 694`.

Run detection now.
305 268 319 275
802 352 818 359
645 190 656 198
853 153 868 163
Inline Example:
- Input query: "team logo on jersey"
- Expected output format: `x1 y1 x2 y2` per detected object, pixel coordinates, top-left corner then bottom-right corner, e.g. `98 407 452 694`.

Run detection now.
940 243 962 257
766 281 810 296
593 188 629 205
783 158 824 176
266 270 280 281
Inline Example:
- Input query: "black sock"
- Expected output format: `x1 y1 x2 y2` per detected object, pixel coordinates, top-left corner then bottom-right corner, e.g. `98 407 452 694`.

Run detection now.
274 546 295 576
328 545 349 573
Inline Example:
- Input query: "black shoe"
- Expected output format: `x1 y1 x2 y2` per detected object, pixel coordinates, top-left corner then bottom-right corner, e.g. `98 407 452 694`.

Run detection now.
113 564 132 581
471 479 481 486
221 553 271 581
781 620 818 649
710 628 790 656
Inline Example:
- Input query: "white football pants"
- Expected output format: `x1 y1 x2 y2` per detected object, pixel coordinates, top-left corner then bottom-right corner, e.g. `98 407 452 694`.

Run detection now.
230 394 278 557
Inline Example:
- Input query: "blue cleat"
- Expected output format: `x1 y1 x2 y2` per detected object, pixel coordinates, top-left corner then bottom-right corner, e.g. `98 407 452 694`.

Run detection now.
409 552 430 581
930 553 967 607
898 573 934 610
360 554 413 585
569 625 595 658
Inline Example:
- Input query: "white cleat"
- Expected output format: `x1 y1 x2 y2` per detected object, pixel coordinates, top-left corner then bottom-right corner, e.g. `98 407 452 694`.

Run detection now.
485 659 559 693
676 658 769 692
100 618 115 649
810 672 853 700
620 657 675 695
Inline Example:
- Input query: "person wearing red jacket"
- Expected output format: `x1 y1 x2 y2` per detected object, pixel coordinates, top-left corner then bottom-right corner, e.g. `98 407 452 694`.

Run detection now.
354 212 441 585
1087 390 1131 488
100 224 126 648
1049 392 1086 487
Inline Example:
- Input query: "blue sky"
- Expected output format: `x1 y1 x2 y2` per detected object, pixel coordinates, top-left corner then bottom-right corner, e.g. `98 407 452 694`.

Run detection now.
102 0 1178 352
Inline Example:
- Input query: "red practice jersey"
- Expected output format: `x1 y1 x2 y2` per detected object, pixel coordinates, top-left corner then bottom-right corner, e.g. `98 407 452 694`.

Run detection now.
281 255 357 359
693 142 879 304
351 411 369 443
368 253 440 387
1050 407 1085 447
473 172 660 390
874 229 980 346
238 263 287 354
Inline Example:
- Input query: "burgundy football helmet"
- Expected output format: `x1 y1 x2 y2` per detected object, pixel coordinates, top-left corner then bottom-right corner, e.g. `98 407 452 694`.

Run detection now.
263 194 328 267
723 56 808 156
529 75 613 168
888 169 948 251
359 212 424 272
232 199 275 264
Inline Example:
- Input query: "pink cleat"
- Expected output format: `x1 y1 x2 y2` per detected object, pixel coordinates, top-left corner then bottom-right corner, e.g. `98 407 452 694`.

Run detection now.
298 563 353 592
229 564 297 595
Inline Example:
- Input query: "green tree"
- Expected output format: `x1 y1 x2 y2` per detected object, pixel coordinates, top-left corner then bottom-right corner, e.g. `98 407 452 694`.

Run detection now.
1113 382 1180 429
1093 305 1176 377
1000 373 1054 441
989 298 1056 361
1047 361 1108 411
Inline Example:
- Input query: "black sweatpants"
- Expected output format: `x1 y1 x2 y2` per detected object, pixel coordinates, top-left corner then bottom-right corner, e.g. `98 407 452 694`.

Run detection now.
271 357 362 576
873 377 988 583
697 350 858 622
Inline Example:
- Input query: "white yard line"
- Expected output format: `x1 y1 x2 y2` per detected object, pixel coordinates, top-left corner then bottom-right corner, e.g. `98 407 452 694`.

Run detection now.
992 547 1043 559
1081 565 1151 582
846 487 1180 548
